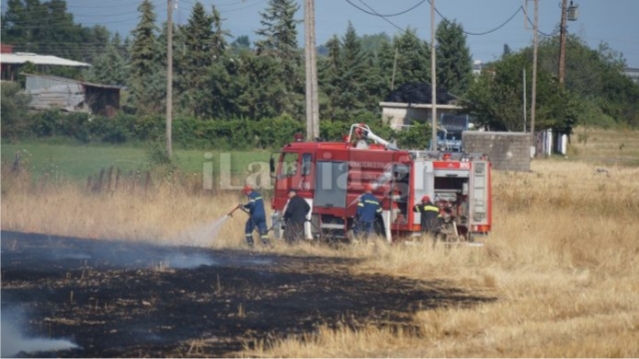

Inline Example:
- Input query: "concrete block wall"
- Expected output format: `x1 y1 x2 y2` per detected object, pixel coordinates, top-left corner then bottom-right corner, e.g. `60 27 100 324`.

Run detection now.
462 131 531 172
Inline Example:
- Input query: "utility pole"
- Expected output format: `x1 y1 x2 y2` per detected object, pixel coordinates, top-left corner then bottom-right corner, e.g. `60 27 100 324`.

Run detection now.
523 68 527 132
310 0 319 139
304 0 319 140
166 0 173 157
430 0 437 150
390 47 399 90
558 0 568 85
530 0 538 153
304 0 311 140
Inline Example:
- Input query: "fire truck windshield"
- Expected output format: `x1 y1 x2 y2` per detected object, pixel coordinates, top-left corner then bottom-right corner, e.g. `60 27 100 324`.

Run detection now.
278 152 299 178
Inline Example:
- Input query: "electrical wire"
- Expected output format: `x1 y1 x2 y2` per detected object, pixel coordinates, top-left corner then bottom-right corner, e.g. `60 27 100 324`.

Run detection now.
348 0 435 50
2 0 263 29
342 0 427 18
524 14 560 37
428 1 523 36
346 0 524 37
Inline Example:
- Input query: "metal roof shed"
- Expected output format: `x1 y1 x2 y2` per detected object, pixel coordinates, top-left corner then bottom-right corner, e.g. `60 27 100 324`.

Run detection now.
25 74 121 117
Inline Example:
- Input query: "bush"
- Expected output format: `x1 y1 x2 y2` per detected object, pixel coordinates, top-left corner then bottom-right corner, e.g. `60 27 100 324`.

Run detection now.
0 82 32 139
395 122 431 149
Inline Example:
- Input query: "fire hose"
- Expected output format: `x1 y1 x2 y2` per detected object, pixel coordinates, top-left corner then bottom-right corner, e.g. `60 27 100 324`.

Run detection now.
226 204 248 217
228 205 280 234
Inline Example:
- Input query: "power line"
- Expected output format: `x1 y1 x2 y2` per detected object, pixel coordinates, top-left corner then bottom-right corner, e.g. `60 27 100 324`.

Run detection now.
347 0 435 50
1 0 263 28
178 0 265 9
525 13 560 37
428 1 523 36
341 0 427 17
346 0 524 37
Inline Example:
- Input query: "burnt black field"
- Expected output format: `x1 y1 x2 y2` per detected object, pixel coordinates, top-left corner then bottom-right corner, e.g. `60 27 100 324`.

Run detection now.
1 231 492 357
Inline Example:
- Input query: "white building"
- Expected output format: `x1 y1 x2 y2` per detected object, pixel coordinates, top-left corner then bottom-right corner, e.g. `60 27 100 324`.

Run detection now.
472 60 483 75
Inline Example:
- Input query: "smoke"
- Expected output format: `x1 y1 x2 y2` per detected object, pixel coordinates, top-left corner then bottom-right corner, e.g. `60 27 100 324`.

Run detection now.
1 308 80 357
160 252 273 269
164 253 218 269
52 251 92 260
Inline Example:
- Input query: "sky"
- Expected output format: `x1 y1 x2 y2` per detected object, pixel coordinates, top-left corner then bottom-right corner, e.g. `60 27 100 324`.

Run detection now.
2 0 638 67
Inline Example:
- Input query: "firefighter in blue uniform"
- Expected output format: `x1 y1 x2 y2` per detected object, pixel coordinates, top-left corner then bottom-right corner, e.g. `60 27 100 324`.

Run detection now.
240 185 270 247
413 195 441 237
354 183 382 239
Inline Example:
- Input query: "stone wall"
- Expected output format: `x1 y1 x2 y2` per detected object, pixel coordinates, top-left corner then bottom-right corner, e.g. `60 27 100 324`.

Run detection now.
462 131 531 172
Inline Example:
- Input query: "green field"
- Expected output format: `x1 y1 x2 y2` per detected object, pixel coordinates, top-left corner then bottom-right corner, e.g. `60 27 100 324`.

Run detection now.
1 140 272 181
3 127 637 182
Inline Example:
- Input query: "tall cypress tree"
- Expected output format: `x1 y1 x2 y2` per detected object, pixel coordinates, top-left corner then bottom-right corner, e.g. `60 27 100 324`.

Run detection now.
129 0 160 113
255 0 303 117
318 35 342 121
333 22 368 120
178 2 214 117
392 28 431 87
436 20 472 95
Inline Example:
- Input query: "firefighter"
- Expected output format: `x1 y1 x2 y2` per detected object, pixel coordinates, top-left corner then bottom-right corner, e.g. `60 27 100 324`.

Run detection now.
354 183 382 239
240 185 270 247
413 196 441 238
283 189 310 244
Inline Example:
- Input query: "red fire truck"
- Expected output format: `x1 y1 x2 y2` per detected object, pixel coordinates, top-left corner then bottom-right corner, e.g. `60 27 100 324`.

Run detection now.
269 123 492 243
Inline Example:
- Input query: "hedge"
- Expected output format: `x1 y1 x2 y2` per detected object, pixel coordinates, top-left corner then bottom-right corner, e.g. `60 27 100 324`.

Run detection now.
4 110 433 150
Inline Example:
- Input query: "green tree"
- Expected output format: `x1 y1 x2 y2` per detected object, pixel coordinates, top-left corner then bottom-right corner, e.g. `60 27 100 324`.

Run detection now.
85 35 127 86
1 0 110 63
332 22 369 121
177 2 214 117
205 54 245 119
1 82 32 139
210 5 230 58
361 53 387 114
376 40 396 90
318 35 342 120
128 0 161 114
503 44 513 57
255 0 303 118
360 32 391 55
463 52 580 133
436 20 472 95
528 35 639 127
390 28 431 87
231 35 251 52
255 0 301 62
236 53 288 120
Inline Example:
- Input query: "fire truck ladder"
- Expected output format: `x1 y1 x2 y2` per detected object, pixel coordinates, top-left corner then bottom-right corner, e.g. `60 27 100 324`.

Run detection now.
347 123 399 151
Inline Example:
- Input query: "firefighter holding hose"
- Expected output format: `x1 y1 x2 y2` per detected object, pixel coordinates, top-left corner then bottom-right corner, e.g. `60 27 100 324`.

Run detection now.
239 185 270 247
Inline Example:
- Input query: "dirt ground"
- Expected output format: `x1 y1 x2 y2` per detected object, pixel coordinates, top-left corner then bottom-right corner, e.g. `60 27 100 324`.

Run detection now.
1 231 493 358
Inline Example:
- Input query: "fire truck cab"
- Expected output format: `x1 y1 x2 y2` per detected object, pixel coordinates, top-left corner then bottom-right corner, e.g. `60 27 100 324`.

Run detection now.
269 123 492 243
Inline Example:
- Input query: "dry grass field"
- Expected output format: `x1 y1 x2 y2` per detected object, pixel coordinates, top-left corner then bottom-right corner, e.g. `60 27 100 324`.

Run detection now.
2 127 638 357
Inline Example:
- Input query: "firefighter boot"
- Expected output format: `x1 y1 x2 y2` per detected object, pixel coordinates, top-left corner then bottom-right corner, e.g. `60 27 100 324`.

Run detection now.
260 232 271 246
245 234 254 248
